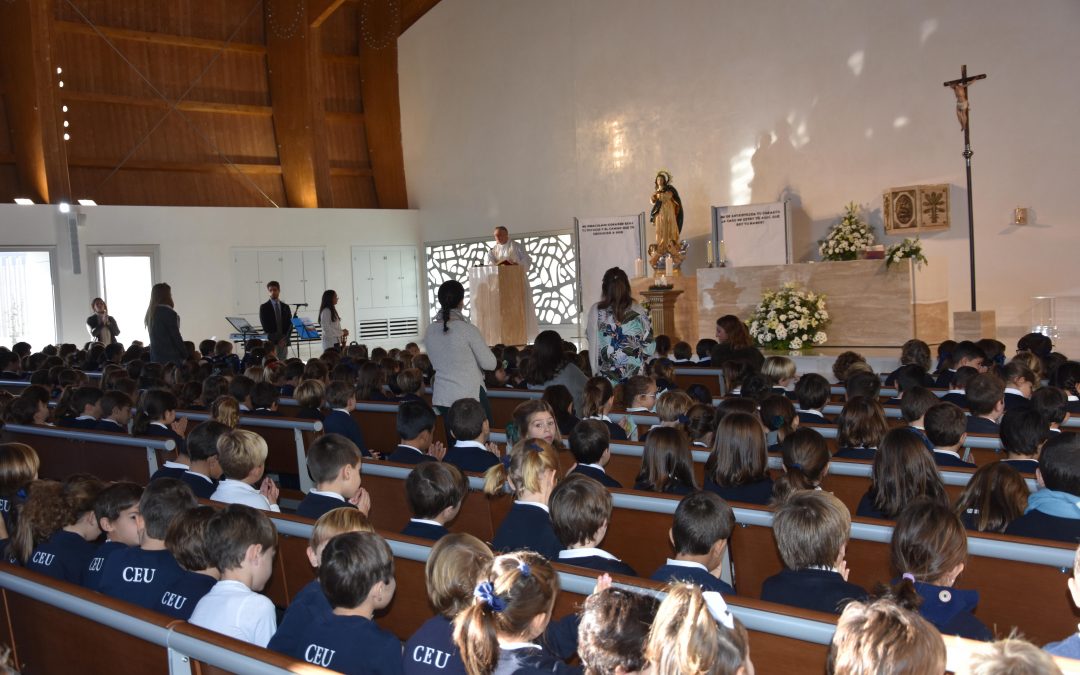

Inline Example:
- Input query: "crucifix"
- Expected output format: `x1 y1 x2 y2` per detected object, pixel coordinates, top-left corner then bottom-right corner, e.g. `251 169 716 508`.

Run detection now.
944 64 987 312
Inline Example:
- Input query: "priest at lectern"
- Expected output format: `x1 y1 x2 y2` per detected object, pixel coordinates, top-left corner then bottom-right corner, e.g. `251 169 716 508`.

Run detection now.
485 226 539 341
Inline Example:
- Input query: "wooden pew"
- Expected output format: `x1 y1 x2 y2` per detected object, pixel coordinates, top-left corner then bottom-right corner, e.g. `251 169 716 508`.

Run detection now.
1 423 173 484
674 368 723 396
0 566 330 675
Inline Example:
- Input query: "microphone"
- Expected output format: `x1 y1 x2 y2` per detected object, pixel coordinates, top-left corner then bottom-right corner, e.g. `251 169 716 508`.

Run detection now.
294 302 309 308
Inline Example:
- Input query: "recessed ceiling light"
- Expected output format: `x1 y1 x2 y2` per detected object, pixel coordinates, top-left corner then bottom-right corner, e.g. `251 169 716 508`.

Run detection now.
14 198 34 205
77 199 97 206
58 202 70 213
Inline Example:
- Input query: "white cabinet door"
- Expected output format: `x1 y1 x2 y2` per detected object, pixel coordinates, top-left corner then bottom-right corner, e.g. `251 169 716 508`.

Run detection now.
232 250 261 315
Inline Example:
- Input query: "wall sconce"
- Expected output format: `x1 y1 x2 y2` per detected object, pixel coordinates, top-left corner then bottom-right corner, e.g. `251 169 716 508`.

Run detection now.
1013 206 1029 225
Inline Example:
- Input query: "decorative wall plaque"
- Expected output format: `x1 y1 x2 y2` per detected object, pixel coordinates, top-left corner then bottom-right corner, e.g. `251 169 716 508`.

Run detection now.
883 184 951 234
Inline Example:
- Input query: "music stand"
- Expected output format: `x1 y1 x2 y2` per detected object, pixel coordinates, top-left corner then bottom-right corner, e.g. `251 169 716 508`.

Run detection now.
226 316 260 354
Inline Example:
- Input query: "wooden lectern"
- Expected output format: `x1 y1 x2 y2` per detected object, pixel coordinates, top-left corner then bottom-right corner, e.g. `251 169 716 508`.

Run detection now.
469 264 527 346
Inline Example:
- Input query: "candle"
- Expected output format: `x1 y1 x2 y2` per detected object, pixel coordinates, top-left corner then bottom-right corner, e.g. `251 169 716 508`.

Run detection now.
664 255 672 278
719 240 727 263
634 257 644 278
706 241 714 265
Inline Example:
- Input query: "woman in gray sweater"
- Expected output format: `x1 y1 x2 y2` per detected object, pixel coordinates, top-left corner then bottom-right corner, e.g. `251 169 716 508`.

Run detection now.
424 280 497 418
524 329 587 416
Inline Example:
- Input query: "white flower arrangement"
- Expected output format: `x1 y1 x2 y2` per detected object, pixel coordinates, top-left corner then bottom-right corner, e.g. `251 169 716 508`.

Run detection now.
885 237 928 269
748 282 829 351
819 202 876 261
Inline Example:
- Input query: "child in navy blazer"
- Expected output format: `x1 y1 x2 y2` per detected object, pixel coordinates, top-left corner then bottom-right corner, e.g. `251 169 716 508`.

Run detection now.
856 428 949 521
577 587 658 675
888 498 992 641
157 505 219 620
20 475 105 585
99 478 197 609
833 396 888 461
442 398 501 474
703 412 773 505
94 390 132 433
387 400 444 465
1001 360 1036 412
270 509 373 657
568 419 621 488
84 481 143 590
999 408 1048 476
1006 432 1080 543
321 381 371 457
646 583 752 674
135 389 190 477
178 420 228 500
761 491 866 614
56 386 103 430
925 402 976 468
651 490 735 595
401 462 467 541
487 439 562 559
404 533 492 675
965 372 1006 435
271 532 402 673
581 376 628 441
795 373 833 425
296 434 369 520
898 386 939 453
550 474 635 576
953 462 1028 533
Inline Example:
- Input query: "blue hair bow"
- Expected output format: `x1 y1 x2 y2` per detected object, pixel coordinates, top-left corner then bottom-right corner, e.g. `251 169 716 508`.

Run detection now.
474 581 506 612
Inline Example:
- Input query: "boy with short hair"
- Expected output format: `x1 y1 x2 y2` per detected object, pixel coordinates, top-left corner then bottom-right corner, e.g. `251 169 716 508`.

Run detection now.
760 491 866 614
1032 386 1070 434
999 408 1048 475
671 341 693 365
84 481 144 590
966 372 1006 435
189 504 279 647
296 434 370 520
98 478 197 607
941 366 978 410
387 400 446 464
795 373 832 425
935 341 986 388
401 461 467 541
568 419 621 488
210 429 280 512
551 474 635 576
650 490 735 594
1006 433 1080 543
94 390 133 432
321 381 371 457
442 398 500 473
845 370 881 402
228 375 256 412
898 386 939 452
694 338 717 367
278 359 305 397
158 505 219 620
59 386 104 429
395 368 426 404
1045 544 1080 658
924 402 976 468
270 532 401 672
180 420 229 499
250 381 281 416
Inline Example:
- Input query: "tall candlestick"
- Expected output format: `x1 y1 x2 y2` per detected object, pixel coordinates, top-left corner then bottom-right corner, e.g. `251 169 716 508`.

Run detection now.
634 257 644 278
719 240 727 264
706 241 714 265
664 255 672 278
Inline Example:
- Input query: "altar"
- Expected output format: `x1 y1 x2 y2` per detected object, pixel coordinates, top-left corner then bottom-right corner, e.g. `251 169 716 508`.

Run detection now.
694 258 948 348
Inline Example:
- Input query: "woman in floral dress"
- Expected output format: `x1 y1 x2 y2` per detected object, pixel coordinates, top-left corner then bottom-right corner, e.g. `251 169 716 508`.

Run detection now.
586 267 656 384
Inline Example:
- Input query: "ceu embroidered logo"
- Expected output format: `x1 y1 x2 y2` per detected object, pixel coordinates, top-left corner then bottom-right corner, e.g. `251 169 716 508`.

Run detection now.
88 557 104 572
412 646 451 668
0 498 9 512
161 592 187 610
122 567 156 583
31 551 55 566
305 645 336 668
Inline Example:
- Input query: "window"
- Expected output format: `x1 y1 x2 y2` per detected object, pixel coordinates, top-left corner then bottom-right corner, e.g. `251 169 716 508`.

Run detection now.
89 246 160 346
0 249 58 349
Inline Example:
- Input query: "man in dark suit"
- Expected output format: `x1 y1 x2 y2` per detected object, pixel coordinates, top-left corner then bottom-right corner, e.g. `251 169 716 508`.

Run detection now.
259 280 292 360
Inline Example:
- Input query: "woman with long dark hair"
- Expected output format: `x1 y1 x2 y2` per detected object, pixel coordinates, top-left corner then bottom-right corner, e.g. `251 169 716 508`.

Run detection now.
585 267 655 384
523 329 587 415
711 314 764 371
144 283 186 365
86 297 120 345
318 289 347 352
423 280 497 417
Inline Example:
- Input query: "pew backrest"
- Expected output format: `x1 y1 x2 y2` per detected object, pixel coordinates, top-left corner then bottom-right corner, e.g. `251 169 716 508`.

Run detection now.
1 423 173 483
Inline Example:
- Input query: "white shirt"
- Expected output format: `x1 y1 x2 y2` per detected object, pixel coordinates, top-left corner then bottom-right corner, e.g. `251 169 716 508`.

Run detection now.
189 579 277 647
663 559 709 572
308 489 346 503
162 460 189 471
486 240 530 269
210 478 280 512
1004 387 1028 398
559 547 622 561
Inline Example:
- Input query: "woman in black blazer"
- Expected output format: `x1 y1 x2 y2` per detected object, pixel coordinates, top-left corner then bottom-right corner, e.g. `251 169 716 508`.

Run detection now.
145 283 187 365
86 297 121 344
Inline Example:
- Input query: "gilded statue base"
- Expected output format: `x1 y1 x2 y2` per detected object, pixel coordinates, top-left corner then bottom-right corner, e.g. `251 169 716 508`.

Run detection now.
648 239 689 277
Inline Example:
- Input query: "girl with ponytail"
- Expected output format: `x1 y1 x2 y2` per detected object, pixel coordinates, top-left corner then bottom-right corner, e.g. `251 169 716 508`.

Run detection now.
17 474 106 583
424 280 498 416
452 551 572 675
486 440 562 560
133 388 189 462
771 426 831 505
645 582 753 675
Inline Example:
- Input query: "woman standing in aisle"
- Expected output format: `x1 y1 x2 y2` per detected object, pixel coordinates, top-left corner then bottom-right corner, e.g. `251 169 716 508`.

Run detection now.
586 267 655 384
318 290 347 352
424 280 497 421
86 297 120 344
145 283 186 365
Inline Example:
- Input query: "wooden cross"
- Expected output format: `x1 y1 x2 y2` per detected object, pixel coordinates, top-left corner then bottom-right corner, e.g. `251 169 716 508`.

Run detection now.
943 64 988 312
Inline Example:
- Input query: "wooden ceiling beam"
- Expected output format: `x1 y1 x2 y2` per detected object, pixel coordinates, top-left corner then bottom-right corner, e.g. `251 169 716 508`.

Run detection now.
265 4 334 207
400 0 443 34
69 158 283 175
308 0 347 28
61 91 274 117
0 0 71 204
53 20 266 54
358 1 408 209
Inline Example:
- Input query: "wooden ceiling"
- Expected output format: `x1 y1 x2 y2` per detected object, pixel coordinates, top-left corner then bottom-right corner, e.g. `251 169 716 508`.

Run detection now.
0 0 440 208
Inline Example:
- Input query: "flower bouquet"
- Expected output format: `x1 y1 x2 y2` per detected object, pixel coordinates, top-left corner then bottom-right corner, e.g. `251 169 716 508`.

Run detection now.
819 202 875 261
885 237 928 269
748 282 829 351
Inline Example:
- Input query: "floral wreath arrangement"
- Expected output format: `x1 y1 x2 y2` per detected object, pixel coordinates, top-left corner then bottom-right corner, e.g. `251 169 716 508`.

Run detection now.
748 282 829 351
819 202 876 261
885 237 928 269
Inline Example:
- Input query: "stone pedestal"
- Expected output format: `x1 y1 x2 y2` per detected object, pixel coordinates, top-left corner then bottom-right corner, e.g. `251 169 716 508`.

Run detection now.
953 310 997 341
641 287 683 340
631 274 698 343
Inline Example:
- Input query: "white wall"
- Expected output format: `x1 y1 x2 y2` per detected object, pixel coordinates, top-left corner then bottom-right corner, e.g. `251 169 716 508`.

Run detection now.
400 0 1080 338
0 204 420 347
